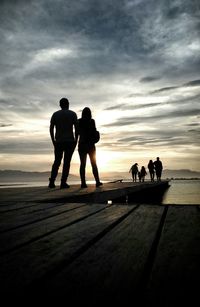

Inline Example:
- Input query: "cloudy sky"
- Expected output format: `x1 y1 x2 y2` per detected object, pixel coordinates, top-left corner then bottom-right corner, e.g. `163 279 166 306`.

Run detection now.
0 0 200 175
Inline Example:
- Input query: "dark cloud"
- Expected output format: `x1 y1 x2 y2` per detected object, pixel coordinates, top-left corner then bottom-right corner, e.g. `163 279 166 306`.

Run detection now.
0 99 10 105
188 129 200 134
104 105 121 111
187 123 200 127
0 123 12 127
140 76 161 83
151 86 178 94
184 80 200 87
150 79 200 94
104 102 161 111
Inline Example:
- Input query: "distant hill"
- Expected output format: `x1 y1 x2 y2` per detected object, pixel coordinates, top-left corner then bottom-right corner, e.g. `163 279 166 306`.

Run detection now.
163 169 200 179
0 170 79 182
0 169 200 182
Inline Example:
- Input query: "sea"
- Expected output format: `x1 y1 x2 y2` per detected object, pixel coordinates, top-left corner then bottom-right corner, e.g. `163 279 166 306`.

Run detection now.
0 179 200 205
162 179 200 205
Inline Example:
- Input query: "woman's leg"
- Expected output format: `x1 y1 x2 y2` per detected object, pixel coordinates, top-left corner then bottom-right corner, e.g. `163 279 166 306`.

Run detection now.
79 150 87 186
88 146 101 185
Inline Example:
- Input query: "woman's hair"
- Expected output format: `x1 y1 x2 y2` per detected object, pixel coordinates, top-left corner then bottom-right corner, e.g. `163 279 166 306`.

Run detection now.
82 107 92 120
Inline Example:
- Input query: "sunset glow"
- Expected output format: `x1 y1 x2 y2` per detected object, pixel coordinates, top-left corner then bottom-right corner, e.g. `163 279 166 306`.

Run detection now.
0 0 199 175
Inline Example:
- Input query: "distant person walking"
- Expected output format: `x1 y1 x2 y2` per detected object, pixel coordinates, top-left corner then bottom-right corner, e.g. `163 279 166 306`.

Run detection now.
78 107 102 188
140 166 147 182
129 163 139 182
48 98 78 189
148 159 155 181
138 171 141 182
154 157 163 181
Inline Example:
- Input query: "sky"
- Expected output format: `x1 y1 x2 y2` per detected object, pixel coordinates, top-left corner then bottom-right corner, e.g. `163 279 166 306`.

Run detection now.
0 0 200 176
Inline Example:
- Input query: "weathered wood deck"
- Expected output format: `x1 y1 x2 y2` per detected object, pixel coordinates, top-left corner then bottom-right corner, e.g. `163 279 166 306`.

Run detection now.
0 181 200 306
0 180 169 203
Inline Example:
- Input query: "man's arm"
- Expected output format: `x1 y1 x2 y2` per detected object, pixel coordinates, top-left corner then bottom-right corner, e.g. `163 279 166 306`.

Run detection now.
74 115 79 144
50 122 55 146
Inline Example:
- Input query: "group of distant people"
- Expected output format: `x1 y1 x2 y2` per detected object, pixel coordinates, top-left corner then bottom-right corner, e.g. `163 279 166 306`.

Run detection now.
48 97 103 189
129 157 163 182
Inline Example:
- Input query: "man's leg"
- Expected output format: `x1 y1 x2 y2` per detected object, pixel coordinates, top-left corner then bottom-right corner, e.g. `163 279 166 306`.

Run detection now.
49 144 63 188
60 142 75 188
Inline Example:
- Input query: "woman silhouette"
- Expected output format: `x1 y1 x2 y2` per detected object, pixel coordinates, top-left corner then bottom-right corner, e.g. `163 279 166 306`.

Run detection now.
129 163 139 182
78 107 103 188
148 159 155 182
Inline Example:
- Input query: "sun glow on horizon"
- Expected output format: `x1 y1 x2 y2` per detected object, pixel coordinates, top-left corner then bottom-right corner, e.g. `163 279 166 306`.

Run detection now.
95 149 123 172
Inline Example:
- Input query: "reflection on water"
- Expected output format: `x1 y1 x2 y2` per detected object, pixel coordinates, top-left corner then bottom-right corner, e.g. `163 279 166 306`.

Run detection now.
114 180 200 205
162 180 200 205
0 181 47 188
0 180 97 189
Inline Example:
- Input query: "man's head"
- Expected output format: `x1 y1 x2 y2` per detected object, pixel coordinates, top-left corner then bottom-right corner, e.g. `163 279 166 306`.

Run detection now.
60 98 69 109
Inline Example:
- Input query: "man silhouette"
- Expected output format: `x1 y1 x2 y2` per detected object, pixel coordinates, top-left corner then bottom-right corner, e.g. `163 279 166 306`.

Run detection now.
48 98 78 189
154 157 163 181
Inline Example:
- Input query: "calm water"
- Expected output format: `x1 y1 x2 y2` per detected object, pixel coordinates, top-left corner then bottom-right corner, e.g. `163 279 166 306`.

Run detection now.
162 180 200 205
0 179 200 205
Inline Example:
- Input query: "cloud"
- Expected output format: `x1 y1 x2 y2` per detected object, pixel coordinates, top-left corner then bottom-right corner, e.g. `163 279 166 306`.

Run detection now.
0 123 12 127
187 123 200 127
104 107 200 127
140 76 161 83
0 0 199 171
0 139 51 154
104 86 200 113
184 80 200 87
151 86 178 94
151 79 200 93
104 102 161 111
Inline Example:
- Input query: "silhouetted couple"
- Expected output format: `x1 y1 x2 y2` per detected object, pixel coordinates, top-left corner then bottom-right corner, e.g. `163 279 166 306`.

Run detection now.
148 157 163 181
48 98 102 189
154 157 163 181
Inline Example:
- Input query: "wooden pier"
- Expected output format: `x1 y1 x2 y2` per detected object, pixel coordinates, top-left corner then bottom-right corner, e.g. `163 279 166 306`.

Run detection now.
0 181 200 306
0 180 169 203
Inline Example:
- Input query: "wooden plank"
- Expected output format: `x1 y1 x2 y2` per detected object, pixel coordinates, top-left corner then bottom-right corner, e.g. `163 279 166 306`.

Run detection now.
34 205 165 304
0 202 87 232
0 186 50 201
0 204 137 298
145 206 200 306
0 200 68 213
0 203 107 254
